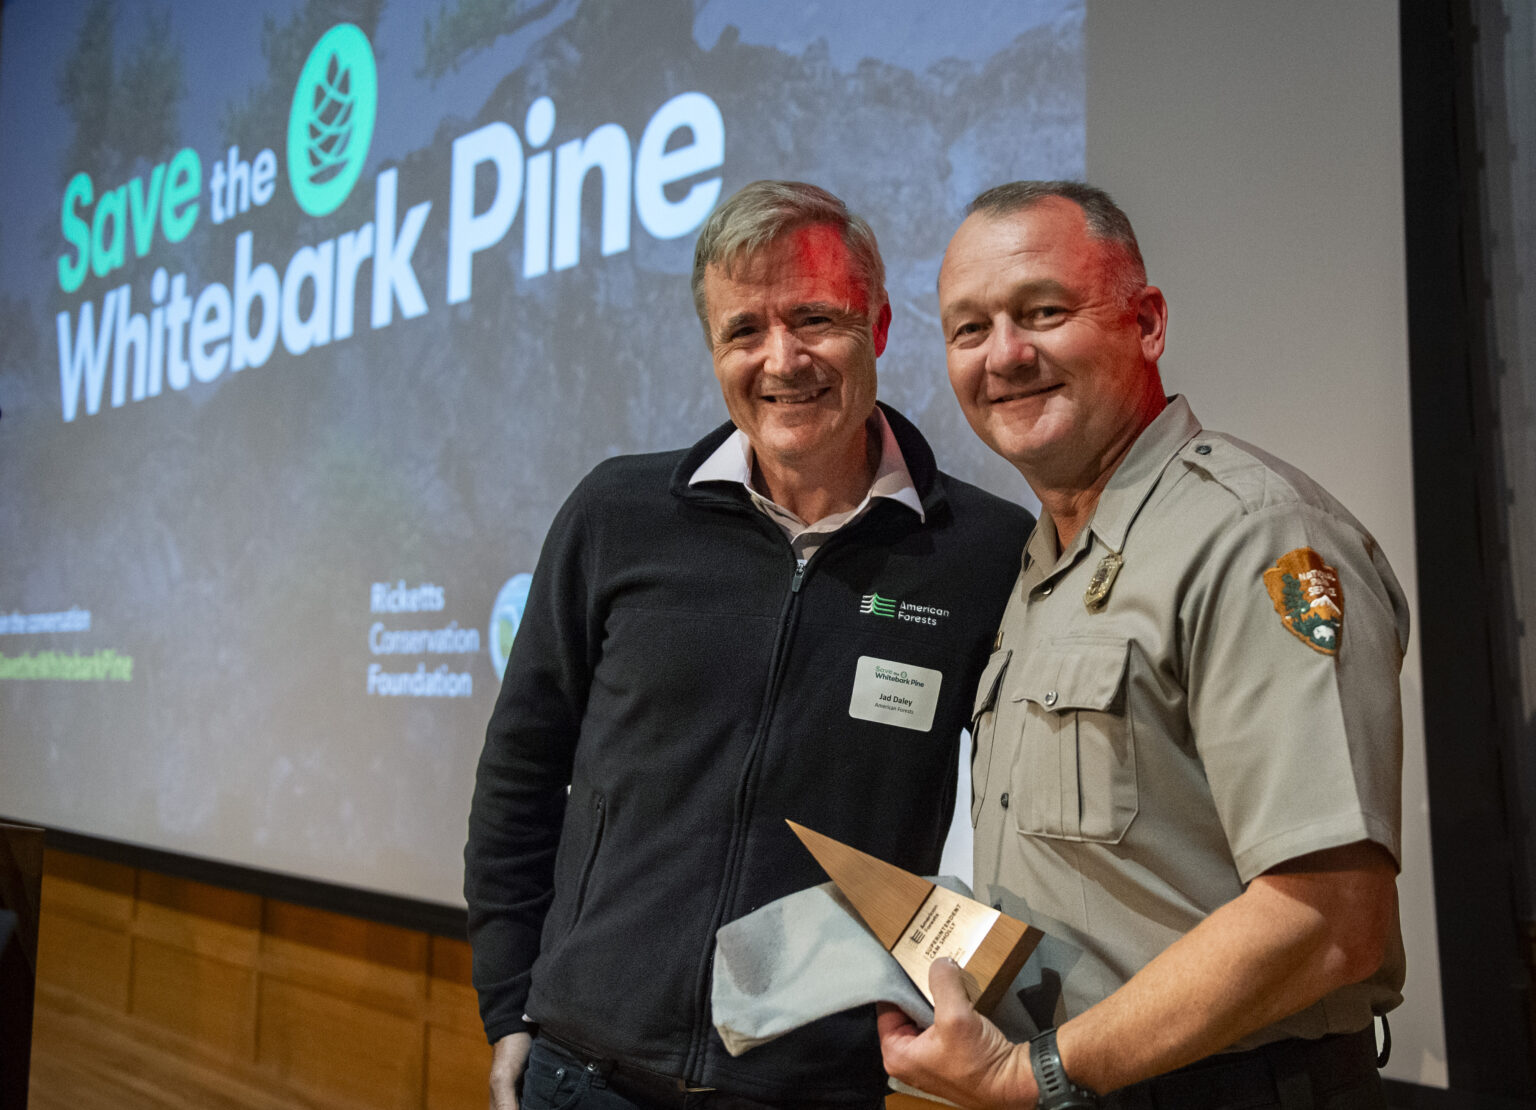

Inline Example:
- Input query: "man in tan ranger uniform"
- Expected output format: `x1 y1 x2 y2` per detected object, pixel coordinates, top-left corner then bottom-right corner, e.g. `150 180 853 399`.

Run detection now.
877 181 1409 1110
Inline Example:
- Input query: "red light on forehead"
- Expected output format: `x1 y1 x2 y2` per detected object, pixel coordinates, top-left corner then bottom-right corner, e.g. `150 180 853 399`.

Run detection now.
789 223 867 313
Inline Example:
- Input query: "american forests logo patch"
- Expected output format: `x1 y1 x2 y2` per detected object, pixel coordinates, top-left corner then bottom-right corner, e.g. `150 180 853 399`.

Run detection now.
1263 547 1344 655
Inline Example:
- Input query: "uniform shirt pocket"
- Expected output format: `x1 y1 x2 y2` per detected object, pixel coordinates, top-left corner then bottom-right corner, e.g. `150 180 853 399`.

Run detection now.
1009 638 1138 843
969 648 1011 827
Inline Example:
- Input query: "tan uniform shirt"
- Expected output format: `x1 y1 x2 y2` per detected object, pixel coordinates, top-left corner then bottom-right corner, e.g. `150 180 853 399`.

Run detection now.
972 396 1409 1048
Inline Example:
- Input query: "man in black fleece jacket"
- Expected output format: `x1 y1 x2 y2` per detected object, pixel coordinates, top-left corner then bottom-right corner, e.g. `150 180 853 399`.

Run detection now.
466 180 1032 1110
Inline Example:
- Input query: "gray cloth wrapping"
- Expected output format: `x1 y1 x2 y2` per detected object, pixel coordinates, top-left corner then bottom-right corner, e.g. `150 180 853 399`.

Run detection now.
711 876 1039 1058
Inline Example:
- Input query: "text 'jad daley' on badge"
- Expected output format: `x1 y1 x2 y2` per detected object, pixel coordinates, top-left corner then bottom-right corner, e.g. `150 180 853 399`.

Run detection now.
847 656 942 732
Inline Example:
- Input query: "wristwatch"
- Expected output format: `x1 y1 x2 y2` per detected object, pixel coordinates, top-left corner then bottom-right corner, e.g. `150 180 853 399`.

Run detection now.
1029 1028 1101 1109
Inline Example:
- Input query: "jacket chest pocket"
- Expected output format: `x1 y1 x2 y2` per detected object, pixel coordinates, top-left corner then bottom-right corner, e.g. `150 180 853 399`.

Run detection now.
1009 639 1138 843
969 648 1011 826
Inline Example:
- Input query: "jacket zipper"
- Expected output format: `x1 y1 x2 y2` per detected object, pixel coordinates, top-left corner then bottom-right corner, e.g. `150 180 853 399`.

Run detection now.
682 545 807 1081
680 503 895 1081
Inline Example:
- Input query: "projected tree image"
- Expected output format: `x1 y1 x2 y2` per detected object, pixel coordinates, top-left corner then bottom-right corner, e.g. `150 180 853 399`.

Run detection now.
0 0 1082 904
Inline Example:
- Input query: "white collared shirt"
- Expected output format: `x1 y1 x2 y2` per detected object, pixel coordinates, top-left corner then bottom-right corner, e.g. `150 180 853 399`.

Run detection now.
688 408 925 563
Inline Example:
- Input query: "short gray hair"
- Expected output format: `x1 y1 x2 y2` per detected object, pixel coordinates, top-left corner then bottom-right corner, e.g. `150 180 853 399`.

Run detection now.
691 180 886 343
967 181 1147 303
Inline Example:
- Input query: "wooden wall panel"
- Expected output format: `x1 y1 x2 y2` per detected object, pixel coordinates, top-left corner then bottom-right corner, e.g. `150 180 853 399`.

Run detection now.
41 853 134 921
427 936 493 1109
256 977 425 1109
29 848 916 1110
261 901 428 1018
31 982 327 1110
129 936 257 1059
36 909 131 1011
427 936 484 1037
30 849 486 1110
425 1025 492 1110
135 869 262 963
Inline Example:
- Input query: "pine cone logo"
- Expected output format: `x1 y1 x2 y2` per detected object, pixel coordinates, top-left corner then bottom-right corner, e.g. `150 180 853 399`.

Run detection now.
307 52 356 185
287 24 377 217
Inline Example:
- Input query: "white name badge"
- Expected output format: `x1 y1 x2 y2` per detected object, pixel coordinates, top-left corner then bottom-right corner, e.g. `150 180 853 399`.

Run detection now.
848 655 943 732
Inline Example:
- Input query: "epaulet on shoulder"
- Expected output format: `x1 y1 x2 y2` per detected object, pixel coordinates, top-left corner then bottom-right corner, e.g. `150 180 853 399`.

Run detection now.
1176 434 1317 516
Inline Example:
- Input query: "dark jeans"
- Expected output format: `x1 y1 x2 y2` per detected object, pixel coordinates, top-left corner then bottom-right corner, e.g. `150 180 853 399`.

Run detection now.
1105 1026 1387 1110
522 1036 882 1110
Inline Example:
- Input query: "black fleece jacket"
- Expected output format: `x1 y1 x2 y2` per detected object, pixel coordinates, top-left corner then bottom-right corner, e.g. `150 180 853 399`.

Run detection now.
464 405 1032 1102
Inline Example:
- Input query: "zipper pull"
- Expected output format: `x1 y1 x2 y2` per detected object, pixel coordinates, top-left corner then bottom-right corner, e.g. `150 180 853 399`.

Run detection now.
791 560 807 593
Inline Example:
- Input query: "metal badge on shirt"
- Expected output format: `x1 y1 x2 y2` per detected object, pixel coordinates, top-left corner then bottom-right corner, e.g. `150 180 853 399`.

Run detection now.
848 656 943 732
1084 552 1124 612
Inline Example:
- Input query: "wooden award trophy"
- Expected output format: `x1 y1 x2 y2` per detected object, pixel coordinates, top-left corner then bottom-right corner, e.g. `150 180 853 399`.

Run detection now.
787 820 1040 1015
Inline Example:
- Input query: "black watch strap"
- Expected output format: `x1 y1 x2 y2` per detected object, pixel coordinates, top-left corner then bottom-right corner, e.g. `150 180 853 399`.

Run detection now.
1029 1028 1101 1109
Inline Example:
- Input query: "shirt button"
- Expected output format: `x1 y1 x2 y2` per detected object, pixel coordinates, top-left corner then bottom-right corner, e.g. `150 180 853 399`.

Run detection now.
1196 443 1212 455
1039 584 1053 597
1043 690 1058 707
1000 792 1010 809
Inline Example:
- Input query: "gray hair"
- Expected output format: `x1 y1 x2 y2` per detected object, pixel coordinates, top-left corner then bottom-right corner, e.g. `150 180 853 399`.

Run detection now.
691 180 886 343
966 180 1148 303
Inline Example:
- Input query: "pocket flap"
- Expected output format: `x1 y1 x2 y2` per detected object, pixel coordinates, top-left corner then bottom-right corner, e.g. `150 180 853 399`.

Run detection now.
970 648 1011 722
1014 639 1128 712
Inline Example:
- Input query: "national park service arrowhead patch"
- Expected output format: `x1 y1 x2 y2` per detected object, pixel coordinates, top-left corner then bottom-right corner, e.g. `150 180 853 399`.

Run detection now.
1263 547 1344 655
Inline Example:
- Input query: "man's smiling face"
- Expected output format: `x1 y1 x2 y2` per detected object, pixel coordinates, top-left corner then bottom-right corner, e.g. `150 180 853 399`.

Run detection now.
704 222 889 478
938 197 1164 488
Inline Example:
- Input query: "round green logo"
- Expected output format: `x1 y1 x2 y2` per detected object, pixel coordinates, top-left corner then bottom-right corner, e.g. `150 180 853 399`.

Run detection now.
287 23 377 217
